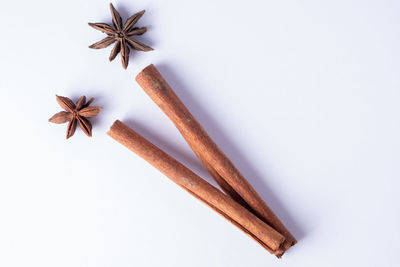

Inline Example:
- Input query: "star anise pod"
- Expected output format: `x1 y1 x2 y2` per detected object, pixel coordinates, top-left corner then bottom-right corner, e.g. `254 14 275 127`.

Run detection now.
49 95 102 139
88 3 153 69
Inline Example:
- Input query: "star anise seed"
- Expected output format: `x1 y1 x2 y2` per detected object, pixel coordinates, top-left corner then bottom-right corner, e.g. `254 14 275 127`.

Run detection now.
88 3 153 69
49 95 102 139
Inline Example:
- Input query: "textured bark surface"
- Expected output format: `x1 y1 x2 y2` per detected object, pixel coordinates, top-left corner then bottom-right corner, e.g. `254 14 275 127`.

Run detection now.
135 64 296 255
108 120 286 253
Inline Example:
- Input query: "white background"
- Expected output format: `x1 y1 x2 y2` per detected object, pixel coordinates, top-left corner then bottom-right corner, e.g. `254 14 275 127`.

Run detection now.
0 0 399 266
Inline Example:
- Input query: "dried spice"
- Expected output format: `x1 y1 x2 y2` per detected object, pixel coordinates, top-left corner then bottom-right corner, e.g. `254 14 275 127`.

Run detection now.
129 64 296 257
49 95 102 139
88 3 153 69
108 120 287 254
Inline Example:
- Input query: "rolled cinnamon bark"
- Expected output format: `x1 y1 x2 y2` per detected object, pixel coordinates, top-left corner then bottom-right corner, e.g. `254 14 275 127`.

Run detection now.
108 120 286 254
136 64 296 252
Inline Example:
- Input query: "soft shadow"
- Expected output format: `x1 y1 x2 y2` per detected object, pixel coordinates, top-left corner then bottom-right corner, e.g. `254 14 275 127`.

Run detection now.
150 64 306 242
121 119 218 187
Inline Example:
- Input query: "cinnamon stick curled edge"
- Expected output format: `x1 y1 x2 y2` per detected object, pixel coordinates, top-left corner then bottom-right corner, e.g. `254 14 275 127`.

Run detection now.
135 64 296 254
108 120 286 254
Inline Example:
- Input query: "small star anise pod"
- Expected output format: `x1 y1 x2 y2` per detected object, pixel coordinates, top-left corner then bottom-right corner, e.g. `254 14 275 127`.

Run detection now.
88 3 153 69
49 95 102 139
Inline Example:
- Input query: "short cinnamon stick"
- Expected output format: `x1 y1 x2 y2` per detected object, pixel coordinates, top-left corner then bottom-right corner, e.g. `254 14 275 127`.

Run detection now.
136 64 296 253
108 120 286 254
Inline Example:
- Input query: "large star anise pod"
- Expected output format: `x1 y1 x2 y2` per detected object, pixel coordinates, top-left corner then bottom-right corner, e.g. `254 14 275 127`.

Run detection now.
88 3 153 69
49 95 102 139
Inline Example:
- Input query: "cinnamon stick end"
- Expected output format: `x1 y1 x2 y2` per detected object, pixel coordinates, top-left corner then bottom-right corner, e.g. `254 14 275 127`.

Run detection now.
107 120 121 136
135 64 158 84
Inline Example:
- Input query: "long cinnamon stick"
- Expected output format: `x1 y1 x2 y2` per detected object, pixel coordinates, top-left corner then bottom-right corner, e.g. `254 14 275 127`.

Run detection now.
108 120 286 254
136 64 296 252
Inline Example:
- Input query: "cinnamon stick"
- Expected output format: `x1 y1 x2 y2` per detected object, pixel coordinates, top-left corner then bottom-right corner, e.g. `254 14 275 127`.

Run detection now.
108 120 286 254
135 64 296 253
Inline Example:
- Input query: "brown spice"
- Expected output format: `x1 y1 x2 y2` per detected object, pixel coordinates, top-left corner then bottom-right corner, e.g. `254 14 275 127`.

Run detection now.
107 120 287 253
88 3 153 69
49 95 102 139
135 64 296 256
